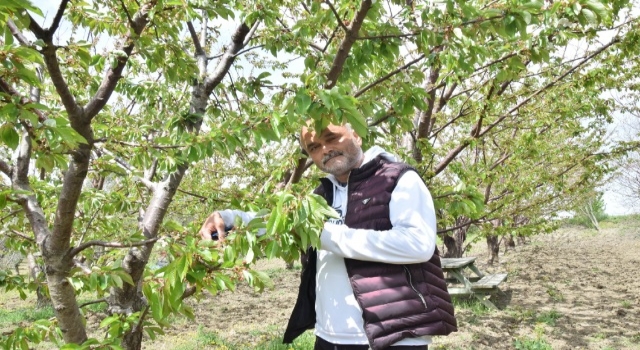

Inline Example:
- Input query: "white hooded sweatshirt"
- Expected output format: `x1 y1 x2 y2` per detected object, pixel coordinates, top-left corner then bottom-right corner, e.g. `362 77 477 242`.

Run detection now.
315 146 437 346
218 146 437 347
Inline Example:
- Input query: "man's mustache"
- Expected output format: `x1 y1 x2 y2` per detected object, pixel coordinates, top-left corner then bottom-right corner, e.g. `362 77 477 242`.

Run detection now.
322 151 343 165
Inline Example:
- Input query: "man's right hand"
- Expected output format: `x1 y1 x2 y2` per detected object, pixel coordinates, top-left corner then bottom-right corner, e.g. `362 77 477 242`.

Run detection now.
199 211 227 241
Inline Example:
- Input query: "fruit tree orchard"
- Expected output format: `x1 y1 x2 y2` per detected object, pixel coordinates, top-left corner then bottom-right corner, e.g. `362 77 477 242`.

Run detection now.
1 0 638 348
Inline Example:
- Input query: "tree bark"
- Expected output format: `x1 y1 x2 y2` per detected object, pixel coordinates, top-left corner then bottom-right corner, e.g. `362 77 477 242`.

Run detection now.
443 218 470 258
486 219 502 265
486 234 500 265
27 253 50 308
504 235 516 252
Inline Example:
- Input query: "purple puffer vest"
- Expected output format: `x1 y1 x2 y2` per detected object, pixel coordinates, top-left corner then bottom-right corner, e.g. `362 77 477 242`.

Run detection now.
283 156 457 349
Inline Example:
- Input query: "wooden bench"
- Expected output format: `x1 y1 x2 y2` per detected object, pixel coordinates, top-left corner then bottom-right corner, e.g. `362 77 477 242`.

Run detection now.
472 273 508 290
447 273 508 308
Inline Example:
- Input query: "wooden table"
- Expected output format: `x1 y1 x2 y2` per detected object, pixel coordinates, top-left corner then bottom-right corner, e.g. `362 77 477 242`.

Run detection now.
441 257 507 309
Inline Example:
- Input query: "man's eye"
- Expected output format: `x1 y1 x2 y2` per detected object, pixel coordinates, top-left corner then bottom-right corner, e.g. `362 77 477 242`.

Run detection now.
309 145 318 152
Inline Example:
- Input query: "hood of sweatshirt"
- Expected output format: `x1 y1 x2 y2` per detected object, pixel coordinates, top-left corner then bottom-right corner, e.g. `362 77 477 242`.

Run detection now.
324 146 398 224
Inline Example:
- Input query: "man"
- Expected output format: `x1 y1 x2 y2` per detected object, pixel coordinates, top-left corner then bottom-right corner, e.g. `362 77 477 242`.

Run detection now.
199 123 457 350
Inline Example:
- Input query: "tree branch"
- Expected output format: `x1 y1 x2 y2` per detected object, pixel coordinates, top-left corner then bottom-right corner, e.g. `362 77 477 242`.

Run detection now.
27 14 46 39
325 0 349 32
118 0 135 27
287 157 313 187
181 285 197 300
84 1 156 119
68 237 159 258
8 229 35 242
478 37 619 138
324 0 372 89
357 32 419 40
134 176 156 191
0 77 47 123
0 160 11 177
6 20 31 45
243 20 260 46
204 22 252 95
46 0 71 39
187 21 205 57
353 54 425 98
79 298 108 309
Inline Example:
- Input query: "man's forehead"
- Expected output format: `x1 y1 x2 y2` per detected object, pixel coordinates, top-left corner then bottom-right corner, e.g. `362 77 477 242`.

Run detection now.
302 124 346 139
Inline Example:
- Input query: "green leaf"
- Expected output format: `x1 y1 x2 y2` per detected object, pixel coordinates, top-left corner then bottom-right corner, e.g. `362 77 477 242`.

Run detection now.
0 123 19 150
580 8 597 25
4 25 14 47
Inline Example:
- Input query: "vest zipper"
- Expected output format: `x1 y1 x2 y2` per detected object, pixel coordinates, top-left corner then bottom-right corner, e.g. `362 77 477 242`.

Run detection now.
404 265 428 309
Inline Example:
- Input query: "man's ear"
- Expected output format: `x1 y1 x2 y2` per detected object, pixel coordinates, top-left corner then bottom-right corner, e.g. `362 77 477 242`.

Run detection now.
353 130 363 146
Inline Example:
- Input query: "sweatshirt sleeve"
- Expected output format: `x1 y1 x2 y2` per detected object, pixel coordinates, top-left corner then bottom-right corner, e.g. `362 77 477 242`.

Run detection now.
319 170 437 264
217 210 257 228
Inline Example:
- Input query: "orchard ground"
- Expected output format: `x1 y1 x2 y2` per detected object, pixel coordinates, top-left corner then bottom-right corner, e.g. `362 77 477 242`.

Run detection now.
1 216 639 349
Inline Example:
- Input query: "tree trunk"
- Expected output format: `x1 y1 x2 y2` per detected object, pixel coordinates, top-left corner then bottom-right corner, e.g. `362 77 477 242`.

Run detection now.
43 255 88 343
443 218 470 258
504 235 516 252
486 234 500 265
582 201 600 231
517 234 527 245
27 253 50 308
486 219 502 265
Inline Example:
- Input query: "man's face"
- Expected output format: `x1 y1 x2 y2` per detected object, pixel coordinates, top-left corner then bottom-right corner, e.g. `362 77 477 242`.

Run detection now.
301 124 364 180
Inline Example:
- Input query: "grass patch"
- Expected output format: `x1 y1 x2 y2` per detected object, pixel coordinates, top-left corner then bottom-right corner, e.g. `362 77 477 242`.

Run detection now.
514 336 553 350
453 298 491 316
544 284 564 302
0 305 54 327
172 327 315 350
514 325 553 350
535 310 561 326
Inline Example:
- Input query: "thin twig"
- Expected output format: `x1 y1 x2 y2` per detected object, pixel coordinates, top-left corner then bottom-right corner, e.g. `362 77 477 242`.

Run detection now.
68 237 159 258
325 0 349 32
7 229 35 242
235 44 265 57
354 54 425 98
79 298 108 309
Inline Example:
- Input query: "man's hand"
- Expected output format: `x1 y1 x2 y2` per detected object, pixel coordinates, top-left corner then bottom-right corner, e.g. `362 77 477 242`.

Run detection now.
199 211 227 241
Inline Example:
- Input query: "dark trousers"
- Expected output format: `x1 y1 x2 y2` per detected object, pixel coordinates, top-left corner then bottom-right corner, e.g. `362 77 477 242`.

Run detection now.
314 336 428 350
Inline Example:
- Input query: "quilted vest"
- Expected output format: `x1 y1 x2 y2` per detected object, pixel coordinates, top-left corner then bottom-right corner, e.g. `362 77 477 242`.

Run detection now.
283 156 457 350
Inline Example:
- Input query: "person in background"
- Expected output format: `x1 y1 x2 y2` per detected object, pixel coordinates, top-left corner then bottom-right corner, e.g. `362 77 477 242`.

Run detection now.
199 123 457 350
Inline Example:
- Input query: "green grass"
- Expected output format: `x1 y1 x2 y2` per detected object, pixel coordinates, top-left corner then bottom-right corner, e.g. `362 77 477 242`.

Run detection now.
535 310 561 326
514 325 553 350
544 284 564 302
0 305 54 327
172 327 315 350
514 336 553 350
453 298 492 316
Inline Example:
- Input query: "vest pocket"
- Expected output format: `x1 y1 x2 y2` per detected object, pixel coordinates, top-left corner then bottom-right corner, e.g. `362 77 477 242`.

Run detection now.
403 265 430 310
